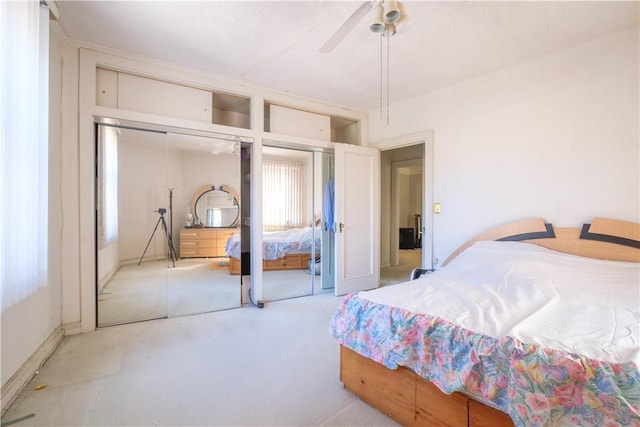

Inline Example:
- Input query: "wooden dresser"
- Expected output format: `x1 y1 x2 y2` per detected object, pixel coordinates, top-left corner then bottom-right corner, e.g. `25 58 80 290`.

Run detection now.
179 227 236 258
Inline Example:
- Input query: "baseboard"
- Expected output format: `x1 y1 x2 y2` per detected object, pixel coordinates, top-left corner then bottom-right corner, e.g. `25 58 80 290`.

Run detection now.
1 325 64 415
63 320 82 336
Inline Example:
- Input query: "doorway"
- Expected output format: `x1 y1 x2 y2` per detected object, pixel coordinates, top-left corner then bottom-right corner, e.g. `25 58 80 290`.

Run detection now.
380 143 426 286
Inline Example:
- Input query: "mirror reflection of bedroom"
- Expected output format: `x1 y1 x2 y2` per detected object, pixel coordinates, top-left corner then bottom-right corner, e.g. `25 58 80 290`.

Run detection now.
96 122 243 326
261 145 334 301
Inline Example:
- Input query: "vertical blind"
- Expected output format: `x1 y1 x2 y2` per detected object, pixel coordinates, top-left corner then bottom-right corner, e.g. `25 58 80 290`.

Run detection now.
0 1 49 311
263 160 306 229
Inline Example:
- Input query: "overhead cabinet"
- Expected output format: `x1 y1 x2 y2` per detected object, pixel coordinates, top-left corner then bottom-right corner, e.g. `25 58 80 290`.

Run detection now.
264 103 361 145
95 68 251 128
268 104 331 141
118 73 212 123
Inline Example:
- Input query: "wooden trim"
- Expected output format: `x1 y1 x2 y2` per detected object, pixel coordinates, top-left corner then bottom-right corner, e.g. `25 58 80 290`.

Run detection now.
341 345 416 426
228 253 311 275
497 223 555 242
443 218 640 265
531 227 640 262
579 218 640 250
469 400 515 427
588 217 640 242
442 218 549 266
340 346 513 427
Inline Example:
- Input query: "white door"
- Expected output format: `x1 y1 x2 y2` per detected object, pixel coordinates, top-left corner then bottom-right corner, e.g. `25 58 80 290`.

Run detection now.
334 144 380 296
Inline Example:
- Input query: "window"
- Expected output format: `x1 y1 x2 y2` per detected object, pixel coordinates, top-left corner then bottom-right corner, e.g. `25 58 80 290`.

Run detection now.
0 1 50 310
262 160 306 229
97 123 119 248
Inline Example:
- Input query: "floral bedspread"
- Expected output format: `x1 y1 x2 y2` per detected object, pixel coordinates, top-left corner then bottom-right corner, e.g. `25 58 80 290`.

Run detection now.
225 235 320 259
330 293 640 427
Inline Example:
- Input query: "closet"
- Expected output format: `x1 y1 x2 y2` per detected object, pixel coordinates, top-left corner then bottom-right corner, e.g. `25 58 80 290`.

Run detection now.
83 49 376 331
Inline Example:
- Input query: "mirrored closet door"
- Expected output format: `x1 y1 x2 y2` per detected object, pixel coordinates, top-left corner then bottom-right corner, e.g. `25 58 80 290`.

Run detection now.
261 145 334 301
96 122 242 326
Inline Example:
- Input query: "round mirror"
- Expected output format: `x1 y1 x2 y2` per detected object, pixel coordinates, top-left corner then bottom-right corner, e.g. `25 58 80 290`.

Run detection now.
190 184 240 228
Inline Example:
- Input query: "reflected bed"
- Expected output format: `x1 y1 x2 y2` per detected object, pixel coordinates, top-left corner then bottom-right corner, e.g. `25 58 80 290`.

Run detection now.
225 226 321 275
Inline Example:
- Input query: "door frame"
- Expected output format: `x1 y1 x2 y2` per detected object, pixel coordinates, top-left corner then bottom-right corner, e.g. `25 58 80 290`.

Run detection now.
371 131 435 270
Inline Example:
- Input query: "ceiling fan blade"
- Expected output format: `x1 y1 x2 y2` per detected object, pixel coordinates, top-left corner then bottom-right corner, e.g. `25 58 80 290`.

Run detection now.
319 1 376 53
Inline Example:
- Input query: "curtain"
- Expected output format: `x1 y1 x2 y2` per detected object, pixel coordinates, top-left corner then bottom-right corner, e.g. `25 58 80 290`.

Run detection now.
263 160 306 229
0 1 49 311
97 124 119 248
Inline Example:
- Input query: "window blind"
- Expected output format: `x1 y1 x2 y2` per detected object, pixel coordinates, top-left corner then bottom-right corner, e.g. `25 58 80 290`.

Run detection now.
262 160 306 229
0 1 49 311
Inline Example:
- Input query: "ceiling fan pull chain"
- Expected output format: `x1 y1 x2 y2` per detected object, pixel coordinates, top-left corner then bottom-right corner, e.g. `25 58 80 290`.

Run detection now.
380 32 383 120
387 28 390 126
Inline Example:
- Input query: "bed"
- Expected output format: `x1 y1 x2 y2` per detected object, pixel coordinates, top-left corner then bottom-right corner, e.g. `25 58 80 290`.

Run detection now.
225 226 321 275
330 218 640 427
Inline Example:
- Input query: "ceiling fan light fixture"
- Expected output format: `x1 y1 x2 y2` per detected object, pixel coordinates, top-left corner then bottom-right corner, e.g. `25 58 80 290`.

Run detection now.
395 3 411 33
383 0 400 24
382 23 396 37
369 3 385 32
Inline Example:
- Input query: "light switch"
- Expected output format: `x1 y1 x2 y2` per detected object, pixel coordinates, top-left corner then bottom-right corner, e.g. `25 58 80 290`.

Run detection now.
434 203 441 214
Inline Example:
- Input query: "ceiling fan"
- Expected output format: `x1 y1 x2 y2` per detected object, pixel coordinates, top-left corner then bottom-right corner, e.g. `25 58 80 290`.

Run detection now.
319 0 409 53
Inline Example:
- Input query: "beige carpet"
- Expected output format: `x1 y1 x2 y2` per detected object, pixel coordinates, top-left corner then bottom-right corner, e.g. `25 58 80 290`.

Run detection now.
380 249 423 286
3 293 400 426
98 259 242 326
99 259 320 326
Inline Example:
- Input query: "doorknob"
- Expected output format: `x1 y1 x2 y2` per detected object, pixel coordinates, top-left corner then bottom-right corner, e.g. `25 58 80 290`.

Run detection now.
339 223 344 232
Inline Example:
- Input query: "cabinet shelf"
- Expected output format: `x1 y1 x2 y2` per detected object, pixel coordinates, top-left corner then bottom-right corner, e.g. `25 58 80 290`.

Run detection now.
96 68 251 129
264 102 360 144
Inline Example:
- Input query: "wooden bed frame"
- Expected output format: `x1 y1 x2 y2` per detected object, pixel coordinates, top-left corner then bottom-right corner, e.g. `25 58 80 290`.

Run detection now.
228 253 311 275
340 217 640 427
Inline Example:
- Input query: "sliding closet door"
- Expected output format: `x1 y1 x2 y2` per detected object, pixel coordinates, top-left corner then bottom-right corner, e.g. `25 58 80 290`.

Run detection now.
262 146 316 301
96 123 243 327
97 124 170 326
166 133 242 316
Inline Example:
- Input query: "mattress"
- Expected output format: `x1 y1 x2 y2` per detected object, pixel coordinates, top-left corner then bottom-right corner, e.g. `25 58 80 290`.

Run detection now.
330 241 640 426
225 226 320 259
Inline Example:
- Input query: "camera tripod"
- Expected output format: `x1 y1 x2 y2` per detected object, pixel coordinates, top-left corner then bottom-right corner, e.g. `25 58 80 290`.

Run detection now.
138 208 177 267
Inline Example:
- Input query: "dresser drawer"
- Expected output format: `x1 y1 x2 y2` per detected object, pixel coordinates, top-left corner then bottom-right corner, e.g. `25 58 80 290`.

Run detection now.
180 229 217 240
179 227 238 258
180 239 218 248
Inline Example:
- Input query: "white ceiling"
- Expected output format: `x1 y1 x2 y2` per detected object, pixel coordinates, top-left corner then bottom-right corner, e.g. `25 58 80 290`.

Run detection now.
56 1 639 112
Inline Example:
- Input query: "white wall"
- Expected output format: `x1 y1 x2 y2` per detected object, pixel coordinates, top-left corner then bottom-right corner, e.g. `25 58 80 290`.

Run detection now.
370 28 639 264
118 137 171 261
